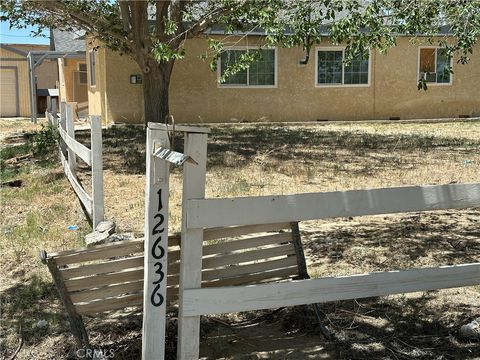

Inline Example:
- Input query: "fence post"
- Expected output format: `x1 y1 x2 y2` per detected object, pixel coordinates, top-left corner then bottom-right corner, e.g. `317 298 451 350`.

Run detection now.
177 132 208 360
90 115 104 228
59 102 67 162
65 103 77 178
51 98 57 117
142 125 170 360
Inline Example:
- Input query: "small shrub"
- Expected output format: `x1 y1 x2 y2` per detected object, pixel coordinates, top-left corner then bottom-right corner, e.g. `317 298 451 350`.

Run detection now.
27 123 59 157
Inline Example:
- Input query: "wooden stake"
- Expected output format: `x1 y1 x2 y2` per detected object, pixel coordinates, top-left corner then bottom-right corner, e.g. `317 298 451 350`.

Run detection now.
90 115 104 228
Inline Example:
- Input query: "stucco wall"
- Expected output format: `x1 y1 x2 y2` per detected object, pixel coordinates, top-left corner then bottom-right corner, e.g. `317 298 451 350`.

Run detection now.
88 36 480 124
59 57 88 103
87 45 107 125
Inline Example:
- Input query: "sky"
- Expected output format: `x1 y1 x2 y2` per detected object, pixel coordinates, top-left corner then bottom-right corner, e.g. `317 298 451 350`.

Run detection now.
1 21 49 45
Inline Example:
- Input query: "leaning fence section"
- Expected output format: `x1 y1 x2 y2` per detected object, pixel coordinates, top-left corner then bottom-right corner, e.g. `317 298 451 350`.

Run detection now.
45 102 104 227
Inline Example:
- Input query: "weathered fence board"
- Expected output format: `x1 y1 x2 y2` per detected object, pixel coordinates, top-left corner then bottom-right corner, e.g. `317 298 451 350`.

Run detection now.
59 151 92 214
181 263 480 316
58 126 91 165
47 104 104 227
187 183 480 228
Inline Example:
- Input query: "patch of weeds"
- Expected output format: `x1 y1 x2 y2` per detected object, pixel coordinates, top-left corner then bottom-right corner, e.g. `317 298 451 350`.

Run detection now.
4 212 45 261
223 178 251 194
26 123 59 157
306 166 316 182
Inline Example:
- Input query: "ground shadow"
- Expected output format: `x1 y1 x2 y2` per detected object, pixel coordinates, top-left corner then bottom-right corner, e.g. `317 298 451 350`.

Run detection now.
0 273 68 358
77 125 479 177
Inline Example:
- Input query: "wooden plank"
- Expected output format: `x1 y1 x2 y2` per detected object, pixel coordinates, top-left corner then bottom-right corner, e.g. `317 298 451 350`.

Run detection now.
204 223 291 241
203 256 298 282
187 183 480 229
58 125 92 166
178 132 208 360
65 103 77 176
203 267 298 288
53 239 144 266
50 238 143 258
90 115 104 227
202 243 296 270
142 126 170 360
76 292 144 315
71 280 143 303
60 256 144 279
181 263 480 316
203 232 292 256
65 269 144 292
60 150 92 215
167 256 299 287
148 122 211 134
169 234 181 247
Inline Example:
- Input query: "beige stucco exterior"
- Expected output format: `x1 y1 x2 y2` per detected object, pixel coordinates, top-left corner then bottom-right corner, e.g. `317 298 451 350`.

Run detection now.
58 57 88 104
87 36 480 124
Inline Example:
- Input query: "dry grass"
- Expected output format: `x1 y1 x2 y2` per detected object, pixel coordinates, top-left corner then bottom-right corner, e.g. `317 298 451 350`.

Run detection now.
1 119 479 359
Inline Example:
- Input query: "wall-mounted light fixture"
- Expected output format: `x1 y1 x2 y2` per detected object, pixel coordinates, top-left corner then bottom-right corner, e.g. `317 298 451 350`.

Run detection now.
130 74 143 84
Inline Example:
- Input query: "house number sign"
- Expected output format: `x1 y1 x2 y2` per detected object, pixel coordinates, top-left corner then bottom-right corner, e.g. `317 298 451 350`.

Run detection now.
142 127 170 360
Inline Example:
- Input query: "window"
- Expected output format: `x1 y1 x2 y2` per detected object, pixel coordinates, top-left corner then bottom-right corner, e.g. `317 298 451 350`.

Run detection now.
418 47 451 84
219 48 276 87
89 50 96 87
316 48 370 86
78 63 87 84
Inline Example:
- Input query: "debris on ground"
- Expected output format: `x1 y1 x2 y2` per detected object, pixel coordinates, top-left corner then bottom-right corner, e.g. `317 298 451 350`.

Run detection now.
4 153 33 165
34 320 49 329
460 318 480 339
1 179 22 188
85 220 116 246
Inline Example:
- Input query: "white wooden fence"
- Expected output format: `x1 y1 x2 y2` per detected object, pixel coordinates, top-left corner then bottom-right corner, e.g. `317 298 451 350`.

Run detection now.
45 102 104 228
174 147 480 358
141 122 480 359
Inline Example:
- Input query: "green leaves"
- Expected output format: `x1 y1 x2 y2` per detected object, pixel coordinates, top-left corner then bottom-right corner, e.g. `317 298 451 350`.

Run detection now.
152 42 186 63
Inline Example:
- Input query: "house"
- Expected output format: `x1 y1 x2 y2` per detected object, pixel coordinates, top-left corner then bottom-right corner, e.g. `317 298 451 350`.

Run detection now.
51 30 88 113
0 43 58 117
86 32 480 124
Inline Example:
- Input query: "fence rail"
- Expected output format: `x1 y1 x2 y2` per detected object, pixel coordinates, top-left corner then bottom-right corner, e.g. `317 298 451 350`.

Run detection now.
46 102 104 227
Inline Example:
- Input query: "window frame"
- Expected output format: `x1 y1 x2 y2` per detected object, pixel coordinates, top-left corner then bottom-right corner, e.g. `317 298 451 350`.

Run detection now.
89 50 96 88
217 46 278 89
78 62 87 85
417 46 453 86
315 46 371 88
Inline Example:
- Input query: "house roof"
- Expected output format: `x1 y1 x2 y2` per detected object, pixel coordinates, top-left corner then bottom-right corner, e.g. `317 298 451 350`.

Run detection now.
204 24 454 37
51 29 86 52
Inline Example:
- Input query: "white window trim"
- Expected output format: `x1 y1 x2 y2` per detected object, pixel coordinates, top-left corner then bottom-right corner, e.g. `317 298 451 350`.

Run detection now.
89 49 96 88
217 46 278 89
315 46 371 88
417 46 453 86
78 62 87 85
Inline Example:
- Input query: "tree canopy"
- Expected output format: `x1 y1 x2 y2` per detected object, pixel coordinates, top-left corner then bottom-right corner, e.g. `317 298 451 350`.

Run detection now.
2 0 479 122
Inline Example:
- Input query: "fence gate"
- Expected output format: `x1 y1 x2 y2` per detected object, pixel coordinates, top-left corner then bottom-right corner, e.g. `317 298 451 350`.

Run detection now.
142 122 209 360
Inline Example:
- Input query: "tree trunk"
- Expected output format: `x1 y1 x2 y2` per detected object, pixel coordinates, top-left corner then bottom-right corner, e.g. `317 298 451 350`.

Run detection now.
142 61 174 125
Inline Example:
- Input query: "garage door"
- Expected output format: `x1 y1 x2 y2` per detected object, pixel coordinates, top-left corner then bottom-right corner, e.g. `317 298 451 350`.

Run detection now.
0 68 18 117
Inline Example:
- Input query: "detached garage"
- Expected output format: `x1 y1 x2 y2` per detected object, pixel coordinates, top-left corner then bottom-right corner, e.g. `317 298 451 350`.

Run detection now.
0 43 58 118
0 67 19 117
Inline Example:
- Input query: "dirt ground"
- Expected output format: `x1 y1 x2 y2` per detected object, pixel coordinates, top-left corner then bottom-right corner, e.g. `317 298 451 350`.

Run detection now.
1 118 479 359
